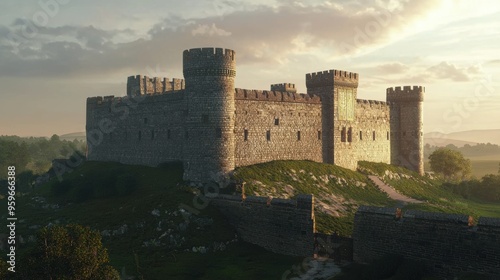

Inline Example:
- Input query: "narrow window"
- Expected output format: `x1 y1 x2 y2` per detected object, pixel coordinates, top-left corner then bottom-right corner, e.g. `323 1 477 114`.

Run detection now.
387 131 389 140
403 131 406 137
202 114 209 123
266 130 271 141
341 127 346 142
348 127 352 142
216 127 222 138
244 129 248 141
144 118 148 124
167 129 171 140
360 131 363 141
274 118 280 125
138 131 142 140
318 131 321 140
373 131 376 141
297 131 301 141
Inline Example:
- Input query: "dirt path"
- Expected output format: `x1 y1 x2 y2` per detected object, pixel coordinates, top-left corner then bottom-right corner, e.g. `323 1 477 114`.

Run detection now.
367 175 423 205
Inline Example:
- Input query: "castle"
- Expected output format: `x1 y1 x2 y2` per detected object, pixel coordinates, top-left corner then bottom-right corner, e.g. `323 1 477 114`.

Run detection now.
86 47 424 182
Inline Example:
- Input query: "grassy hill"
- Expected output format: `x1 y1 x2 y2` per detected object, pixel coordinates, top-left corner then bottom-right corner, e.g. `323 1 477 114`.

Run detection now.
234 160 500 236
5 160 500 279
232 160 396 236
5 162 301 280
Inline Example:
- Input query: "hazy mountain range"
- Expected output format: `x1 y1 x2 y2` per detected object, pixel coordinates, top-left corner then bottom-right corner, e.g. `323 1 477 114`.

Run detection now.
425 129 500 147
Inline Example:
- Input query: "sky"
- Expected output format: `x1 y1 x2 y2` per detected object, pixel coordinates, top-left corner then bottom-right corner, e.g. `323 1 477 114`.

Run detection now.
0 0 499 137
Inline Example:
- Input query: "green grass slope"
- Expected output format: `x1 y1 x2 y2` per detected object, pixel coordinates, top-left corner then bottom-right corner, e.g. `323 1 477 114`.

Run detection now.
5 161 301 280
358 161 500 219
232 160 398 236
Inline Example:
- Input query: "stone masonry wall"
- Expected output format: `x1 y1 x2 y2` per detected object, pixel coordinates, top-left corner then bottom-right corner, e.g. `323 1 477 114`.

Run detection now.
354 100 391 164
86 47 425 181
353 206 500 278
234 89 323 167
211 194 316 257
86 91 186 166
387 86 424 175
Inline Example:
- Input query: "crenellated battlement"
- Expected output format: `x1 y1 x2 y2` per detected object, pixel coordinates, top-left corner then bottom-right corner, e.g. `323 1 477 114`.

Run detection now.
235 88 321 104
306 69 359 88
183 47 236 78
86 46 426 184
386 85 424 102
356 206 500 231
126 75 185 97
270 83 297 93
356 99 389 106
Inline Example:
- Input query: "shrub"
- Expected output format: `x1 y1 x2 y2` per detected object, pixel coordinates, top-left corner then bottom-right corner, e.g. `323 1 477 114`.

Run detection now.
19 224 119 279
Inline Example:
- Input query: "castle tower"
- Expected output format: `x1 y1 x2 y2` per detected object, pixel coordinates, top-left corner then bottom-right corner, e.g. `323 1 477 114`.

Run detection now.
306 70 359 166
182 48 236 182
387 86 424 175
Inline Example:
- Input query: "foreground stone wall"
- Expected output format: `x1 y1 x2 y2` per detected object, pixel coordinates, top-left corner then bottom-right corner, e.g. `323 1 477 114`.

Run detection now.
211 194 315 257
353 206 500 278
234 89 323 167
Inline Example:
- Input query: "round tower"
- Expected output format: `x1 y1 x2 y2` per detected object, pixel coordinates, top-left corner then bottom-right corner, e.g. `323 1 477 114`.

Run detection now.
182 47 236 182
387 86 424 175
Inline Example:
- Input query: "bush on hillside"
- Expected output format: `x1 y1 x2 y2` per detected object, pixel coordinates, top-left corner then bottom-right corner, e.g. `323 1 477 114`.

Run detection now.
443 174 500 202
18 224 120 280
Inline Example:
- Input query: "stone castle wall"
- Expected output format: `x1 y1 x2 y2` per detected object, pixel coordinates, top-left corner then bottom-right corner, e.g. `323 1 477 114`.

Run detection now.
387 86 424 174
234 89 323 167
86 47 426 181
353 206 500 278
354 100 391 164
86 90 186 166
211 194 315 257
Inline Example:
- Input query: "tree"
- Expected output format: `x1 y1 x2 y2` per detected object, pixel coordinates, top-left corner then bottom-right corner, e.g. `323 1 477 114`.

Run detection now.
19 224 119 280
428 148 471 181
476 174 500 202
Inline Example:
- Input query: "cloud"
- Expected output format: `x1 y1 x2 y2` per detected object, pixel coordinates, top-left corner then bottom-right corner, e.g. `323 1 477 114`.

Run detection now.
486 59 500 65
0 0 440 79
191 23 231 37
376 62 409 74
427 61 476 82
364 61 484 86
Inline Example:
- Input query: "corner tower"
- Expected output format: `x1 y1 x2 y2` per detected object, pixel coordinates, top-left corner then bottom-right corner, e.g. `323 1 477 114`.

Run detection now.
306 70 359 166
182 48 236 182
387 86 424 175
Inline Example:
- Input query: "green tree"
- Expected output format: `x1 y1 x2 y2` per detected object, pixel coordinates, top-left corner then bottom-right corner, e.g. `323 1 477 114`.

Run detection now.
19 224 119 280
476 174 500 202
428 148 471 181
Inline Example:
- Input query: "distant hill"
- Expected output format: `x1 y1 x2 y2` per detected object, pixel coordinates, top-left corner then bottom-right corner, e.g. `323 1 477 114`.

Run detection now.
425 137 477 147
59 132 86 141
425 129 500 146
